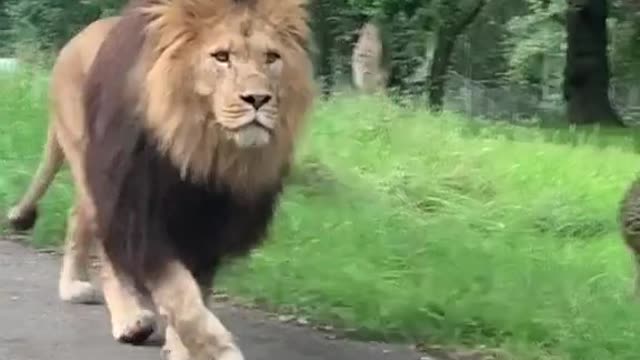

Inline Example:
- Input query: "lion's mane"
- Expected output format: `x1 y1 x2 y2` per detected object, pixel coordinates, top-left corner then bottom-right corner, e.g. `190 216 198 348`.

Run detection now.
83 0 314 282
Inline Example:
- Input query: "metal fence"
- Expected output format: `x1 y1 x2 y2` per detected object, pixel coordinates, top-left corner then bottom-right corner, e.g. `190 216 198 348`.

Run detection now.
442 70 640 126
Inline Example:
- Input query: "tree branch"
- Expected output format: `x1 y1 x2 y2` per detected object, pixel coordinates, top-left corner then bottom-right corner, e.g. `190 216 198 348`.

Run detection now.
450 0 487 35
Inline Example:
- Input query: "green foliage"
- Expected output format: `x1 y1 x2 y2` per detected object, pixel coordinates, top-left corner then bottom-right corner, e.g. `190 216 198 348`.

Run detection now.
0 1 10 55
379 10 429 93
498 0 640 117
609 1 640 80
504 0 566 86
0 0 125 57
5 0 97 52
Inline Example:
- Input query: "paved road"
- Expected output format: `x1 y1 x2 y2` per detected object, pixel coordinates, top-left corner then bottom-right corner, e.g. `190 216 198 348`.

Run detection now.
0 239 426 360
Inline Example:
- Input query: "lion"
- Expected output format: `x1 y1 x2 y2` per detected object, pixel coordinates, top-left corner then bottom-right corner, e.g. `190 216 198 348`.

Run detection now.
620 176 640 297
351 21 387 94
7 0 315 358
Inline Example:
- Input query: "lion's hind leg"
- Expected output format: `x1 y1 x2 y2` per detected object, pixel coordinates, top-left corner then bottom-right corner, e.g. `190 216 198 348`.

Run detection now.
7 124 64 231
148 261 244 360
58 199 103 304
60 197 158 344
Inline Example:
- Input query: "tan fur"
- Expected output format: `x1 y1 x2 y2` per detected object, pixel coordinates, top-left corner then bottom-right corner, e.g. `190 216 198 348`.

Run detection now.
7 17 118 230
6 16 159 343
351 22 387 94
8 0 315 354
148 261 242 360
8 17 121 303
619 177 640 297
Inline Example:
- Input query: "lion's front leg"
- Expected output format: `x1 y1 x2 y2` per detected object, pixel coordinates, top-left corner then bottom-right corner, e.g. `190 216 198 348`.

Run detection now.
58 202 102 304
100 254 157 345
149 261 244 360
162 325 191 360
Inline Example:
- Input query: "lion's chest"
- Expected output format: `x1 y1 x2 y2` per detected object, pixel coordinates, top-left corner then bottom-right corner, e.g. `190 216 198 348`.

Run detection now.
160 179 281 274
102 133 284 280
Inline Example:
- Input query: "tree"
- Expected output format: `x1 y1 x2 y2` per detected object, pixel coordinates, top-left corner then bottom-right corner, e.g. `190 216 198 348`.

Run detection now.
0 1 10 56
309 0 337 96
428 0 487 111
563 0 624 126
504 0 565 95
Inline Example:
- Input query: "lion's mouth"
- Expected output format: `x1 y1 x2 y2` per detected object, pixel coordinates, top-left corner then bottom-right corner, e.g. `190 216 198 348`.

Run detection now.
238 117 274 134
222 117 273 148
222 114 274 133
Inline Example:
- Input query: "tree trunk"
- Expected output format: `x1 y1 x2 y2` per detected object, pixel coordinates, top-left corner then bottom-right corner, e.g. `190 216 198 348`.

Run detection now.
310 0 334 97
428 0 486 111
428 32 456 111
563 0 624 126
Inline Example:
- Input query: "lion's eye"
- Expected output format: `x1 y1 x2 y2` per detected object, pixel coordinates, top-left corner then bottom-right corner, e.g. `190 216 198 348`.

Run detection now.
211 51 230 63
266 51 281 64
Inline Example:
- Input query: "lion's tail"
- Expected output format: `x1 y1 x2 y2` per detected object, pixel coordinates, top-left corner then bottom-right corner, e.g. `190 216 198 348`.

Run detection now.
6 122 65 231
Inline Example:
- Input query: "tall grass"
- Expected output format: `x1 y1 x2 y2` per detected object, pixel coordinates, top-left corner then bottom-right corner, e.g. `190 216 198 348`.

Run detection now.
2 70 640 359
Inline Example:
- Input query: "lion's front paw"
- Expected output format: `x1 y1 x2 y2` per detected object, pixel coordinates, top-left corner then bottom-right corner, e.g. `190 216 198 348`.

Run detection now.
214 345 245 360
161 345 190 360
59 280 103 304
191 344 244 360
163 347 244 360
112 309 156 345
161 326 190 360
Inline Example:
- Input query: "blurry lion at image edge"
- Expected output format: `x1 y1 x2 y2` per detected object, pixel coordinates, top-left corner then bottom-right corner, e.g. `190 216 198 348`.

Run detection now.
619 177 640 297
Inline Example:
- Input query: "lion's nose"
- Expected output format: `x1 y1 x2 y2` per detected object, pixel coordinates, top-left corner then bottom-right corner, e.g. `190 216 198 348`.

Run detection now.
240 93 272 110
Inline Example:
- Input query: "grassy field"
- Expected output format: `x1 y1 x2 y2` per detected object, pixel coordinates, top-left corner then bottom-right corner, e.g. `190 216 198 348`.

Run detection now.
2 69 640 360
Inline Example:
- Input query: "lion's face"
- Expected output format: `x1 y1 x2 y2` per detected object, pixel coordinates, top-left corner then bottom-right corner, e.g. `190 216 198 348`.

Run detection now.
192 16 286 149
139 0 313 191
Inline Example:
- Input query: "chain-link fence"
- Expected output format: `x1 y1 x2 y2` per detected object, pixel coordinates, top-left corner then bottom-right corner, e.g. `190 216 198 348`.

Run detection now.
443 69 640 126
610 80 640 126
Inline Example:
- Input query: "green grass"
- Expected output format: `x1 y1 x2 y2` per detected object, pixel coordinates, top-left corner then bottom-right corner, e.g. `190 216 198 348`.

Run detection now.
2 69 640 359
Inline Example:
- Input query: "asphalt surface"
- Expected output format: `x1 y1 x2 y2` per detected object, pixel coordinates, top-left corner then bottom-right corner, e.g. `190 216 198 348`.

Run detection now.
0 239 427 360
